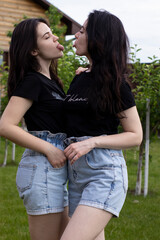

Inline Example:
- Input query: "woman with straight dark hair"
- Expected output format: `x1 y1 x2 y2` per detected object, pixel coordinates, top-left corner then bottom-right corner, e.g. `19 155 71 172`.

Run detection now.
61 10 142 240
0 18 69 240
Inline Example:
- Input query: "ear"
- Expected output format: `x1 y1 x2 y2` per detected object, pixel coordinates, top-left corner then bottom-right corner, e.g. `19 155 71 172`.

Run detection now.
31 49 38 56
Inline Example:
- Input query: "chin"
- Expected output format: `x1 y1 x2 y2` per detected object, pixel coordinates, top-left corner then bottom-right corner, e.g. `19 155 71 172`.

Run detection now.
76 51 81 56
60 51 63 56
57 52 63 58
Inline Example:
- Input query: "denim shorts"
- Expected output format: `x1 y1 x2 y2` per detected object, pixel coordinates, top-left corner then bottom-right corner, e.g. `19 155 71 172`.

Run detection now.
16 131 68 215
64 136 128 217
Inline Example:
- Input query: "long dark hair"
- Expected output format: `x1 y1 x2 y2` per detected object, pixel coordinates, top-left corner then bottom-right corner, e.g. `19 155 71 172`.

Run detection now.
8 18 63 98
86 10 130 116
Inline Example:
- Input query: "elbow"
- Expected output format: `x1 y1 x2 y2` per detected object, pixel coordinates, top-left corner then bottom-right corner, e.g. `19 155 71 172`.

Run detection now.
0 120 8 137
136 138 143 147
135 131 143 147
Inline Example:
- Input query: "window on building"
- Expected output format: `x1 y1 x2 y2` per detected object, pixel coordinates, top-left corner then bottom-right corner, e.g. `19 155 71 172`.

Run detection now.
0 54 3 66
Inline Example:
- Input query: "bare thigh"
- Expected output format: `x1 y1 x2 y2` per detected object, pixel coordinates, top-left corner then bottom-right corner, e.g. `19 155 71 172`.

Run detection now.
28 207 69 240
59 207 69 237
60 205 112 240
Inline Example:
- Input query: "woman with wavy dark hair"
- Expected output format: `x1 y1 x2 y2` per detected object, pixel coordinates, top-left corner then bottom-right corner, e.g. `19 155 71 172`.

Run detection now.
61 10 142 240
0 18 69 240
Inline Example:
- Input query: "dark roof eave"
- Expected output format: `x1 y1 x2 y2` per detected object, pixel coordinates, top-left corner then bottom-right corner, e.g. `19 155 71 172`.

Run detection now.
32 0 81 30
32 0 49 10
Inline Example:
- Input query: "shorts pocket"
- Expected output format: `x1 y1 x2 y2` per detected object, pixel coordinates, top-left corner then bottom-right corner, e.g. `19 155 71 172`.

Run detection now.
16 164 37 193
86 148 114 170
121 165 128 193
48 163 67 171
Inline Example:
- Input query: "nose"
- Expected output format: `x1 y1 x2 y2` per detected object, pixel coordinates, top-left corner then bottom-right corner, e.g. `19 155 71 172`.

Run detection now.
53 34 59 42
75 32 79 39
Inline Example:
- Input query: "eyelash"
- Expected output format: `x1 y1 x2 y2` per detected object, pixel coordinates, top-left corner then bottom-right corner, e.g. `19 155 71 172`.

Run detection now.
80 30 84 34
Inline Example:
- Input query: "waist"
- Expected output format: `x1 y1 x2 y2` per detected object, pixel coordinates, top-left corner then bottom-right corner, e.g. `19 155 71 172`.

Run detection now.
29 130 67 142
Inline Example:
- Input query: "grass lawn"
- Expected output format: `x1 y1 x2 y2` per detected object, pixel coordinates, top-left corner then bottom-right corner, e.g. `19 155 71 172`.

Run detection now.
0 136 160 240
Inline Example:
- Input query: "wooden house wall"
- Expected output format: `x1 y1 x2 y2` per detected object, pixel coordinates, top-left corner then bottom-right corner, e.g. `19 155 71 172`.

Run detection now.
0 0 48 52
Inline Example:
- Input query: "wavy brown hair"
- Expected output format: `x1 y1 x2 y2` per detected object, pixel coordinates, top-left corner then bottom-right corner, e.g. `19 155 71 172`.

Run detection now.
86 10 130 116
8 18 63 98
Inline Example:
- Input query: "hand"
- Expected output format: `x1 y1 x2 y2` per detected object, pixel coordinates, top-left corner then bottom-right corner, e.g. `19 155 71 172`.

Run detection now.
46 145 67 168
75 67 88 75
64 139 94 165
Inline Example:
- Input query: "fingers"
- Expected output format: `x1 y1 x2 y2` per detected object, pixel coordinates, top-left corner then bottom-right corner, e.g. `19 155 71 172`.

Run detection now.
64 145 76 160
53 158 66 168
64 149 75 160
70 154 79 165
49 149 67 168
75 67 88 75
55 154 67 168
64 144 81 165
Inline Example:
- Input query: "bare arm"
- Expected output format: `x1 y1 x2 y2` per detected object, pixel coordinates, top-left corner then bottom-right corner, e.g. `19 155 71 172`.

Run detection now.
64 106 143 164
0 96 66 167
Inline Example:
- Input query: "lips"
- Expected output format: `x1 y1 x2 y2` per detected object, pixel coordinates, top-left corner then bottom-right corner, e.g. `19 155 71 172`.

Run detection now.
57 43 64 51
73 41 76 47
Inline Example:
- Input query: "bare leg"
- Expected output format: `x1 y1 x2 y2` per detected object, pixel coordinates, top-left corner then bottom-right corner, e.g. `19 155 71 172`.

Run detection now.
59 207 69 238
28 208 69 240
60 205 112 240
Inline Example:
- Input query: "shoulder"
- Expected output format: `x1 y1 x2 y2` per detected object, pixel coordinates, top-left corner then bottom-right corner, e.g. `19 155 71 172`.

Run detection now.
67 72 91 95
12 72 43 101
70 72 91 87
22 72 43 88
120 79 132 94
120 79 135 110
25 71 41 82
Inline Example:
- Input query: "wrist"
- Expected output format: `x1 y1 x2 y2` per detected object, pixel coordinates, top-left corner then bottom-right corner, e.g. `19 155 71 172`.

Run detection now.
42 141 53 156
88 137 97 149
90 136 105 149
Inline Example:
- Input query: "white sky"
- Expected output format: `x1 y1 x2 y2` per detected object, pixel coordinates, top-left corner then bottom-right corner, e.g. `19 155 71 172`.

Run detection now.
48 0 160 63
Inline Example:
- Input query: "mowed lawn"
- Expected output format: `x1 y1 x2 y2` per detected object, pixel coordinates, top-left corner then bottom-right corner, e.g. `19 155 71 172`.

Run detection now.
0 136 160 240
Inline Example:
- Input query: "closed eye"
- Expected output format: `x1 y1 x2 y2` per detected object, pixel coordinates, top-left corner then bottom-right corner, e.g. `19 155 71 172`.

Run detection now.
45 33 50 39
42 31 52 39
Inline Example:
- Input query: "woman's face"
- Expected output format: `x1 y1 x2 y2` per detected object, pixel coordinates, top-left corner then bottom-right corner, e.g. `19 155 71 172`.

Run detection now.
34 22 64 61
73 20 89 58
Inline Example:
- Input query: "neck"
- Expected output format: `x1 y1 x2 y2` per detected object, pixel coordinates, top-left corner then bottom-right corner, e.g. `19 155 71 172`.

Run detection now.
39 68 51 79
37 57 51 79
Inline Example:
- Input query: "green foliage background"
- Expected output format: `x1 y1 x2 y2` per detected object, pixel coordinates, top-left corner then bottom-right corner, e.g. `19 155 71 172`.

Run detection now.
130 44 160 137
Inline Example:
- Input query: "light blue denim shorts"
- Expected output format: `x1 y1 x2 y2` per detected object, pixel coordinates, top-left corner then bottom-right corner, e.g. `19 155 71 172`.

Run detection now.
64 136 128 217
16 131 68 215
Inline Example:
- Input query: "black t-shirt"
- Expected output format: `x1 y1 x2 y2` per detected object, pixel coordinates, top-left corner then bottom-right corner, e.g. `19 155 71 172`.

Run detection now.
65 71 135 137
13 72 66 133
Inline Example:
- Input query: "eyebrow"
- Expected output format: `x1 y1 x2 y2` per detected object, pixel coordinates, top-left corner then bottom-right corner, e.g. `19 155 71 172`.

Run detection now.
42 31 50 38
